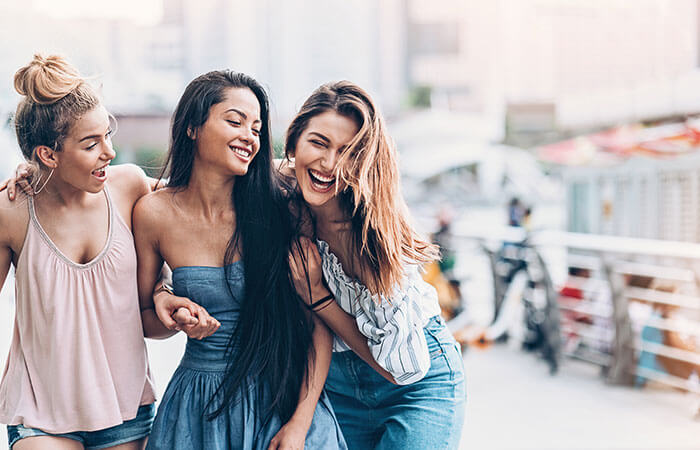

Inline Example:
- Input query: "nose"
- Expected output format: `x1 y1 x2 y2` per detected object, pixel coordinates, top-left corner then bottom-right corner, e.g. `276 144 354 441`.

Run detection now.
239 126 254 145
103 139 116 160
320 149 339 173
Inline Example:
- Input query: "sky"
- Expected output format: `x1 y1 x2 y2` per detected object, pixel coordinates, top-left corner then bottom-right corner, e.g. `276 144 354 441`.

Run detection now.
32 0 163 25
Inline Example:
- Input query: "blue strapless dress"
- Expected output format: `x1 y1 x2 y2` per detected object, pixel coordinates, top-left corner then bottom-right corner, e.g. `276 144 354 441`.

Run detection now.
146 262 347 450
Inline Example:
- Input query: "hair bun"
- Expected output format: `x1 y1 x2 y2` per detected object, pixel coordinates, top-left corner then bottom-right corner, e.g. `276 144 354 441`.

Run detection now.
14 54 84 104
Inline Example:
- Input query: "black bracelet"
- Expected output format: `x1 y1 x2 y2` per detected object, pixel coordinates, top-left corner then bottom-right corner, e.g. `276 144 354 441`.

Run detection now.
308 294 334 311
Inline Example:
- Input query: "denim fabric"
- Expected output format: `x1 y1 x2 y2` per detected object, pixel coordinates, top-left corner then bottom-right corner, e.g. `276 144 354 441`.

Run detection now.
146 263 347 450
326 316 466 449
7 403 155 449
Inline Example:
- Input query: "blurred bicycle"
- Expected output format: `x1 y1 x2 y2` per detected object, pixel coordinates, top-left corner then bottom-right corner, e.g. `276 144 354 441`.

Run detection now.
478 238 562 374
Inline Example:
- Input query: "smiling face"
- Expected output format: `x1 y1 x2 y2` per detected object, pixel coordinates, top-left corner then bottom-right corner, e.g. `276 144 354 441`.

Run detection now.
193 87 261 177
44 104 116 193
291 110 360 208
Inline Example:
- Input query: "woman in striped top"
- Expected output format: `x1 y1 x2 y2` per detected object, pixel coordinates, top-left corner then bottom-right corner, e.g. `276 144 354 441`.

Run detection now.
281 81 466 449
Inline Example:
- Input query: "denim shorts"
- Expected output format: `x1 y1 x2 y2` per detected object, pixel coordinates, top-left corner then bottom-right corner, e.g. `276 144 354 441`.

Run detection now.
326 315 466 450
7 403 155 449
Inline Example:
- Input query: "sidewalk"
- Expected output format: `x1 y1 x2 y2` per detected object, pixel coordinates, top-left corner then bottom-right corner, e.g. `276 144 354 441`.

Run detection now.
460 344 700 449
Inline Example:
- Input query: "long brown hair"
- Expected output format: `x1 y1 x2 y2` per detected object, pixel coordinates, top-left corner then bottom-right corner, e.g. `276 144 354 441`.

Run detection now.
285 81 438 297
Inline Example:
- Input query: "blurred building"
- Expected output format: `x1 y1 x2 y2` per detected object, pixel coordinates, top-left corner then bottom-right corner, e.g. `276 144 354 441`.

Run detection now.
1 0 699 160
172 0 406 133
404 0 700 145
541 119 700 242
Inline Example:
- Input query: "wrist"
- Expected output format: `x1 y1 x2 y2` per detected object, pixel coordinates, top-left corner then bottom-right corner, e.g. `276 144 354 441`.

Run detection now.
310 283 330 300
153 284 174 304
288 409 313 431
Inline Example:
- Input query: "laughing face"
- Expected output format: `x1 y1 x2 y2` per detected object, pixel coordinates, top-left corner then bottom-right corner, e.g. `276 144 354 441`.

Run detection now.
292 111 360 208
194 87 261 177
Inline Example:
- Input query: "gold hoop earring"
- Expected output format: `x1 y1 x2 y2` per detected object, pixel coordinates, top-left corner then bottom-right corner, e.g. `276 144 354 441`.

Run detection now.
33 169 54 194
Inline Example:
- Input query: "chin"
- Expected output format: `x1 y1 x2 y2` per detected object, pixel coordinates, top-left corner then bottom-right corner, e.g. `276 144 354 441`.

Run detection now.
302 190 332 207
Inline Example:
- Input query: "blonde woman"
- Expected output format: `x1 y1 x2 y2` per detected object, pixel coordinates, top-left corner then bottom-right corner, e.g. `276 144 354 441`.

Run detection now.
0 55 156 449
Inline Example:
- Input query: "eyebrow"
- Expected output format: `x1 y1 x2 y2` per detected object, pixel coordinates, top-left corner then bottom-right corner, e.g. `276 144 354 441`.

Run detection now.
79 126 111 143
79 134 101 143
308 132 330 143
226 108 261 124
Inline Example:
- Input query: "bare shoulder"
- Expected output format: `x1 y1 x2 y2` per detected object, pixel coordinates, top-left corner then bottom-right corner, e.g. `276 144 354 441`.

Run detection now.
109 163 151 200
0 192 29 243
133 188 176 230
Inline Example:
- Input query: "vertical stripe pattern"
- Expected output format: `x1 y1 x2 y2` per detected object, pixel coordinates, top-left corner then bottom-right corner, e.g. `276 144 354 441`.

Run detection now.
317 240 441 385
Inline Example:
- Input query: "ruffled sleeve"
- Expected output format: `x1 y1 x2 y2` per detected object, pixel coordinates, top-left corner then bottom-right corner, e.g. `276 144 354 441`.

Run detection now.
317 240 435 384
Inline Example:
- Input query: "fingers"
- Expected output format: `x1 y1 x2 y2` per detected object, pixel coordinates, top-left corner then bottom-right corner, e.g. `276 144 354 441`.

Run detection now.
3 163 37 200
155 294 191 329
172 307 198 330
180 305 220 340
6 178 15 201
16 177 33 196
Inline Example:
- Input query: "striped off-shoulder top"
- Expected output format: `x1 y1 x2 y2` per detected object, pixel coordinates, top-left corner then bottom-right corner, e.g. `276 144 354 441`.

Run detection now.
317 239 441 385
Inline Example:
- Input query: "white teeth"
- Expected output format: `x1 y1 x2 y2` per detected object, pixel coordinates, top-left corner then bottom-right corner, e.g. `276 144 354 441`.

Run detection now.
232 147 251 159
309 170 335 183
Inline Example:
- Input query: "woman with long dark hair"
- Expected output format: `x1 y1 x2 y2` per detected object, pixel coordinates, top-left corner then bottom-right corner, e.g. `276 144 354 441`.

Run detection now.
133 71 346 449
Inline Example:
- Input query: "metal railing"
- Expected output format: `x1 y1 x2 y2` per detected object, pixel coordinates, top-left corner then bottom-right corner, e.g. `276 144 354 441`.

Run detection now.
453 226 700 394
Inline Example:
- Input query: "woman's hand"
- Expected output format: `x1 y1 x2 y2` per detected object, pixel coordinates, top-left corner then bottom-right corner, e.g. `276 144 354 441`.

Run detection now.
0 163 37 200
288 236 328 306
154 290 220 339
267 419 307 450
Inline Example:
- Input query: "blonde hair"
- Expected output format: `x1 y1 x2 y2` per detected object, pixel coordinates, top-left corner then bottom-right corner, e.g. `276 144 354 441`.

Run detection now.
13 54 100 161
285 81 439 297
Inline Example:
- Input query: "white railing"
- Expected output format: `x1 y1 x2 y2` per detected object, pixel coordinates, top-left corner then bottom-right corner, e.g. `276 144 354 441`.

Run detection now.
453 226 700 395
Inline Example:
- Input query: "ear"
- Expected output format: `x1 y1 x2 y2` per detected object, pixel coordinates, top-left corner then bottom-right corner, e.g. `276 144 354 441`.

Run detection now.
34 145 59 169
187 126 197 140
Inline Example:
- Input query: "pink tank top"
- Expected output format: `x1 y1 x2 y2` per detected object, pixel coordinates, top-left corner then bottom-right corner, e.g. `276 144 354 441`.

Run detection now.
0 186 156 433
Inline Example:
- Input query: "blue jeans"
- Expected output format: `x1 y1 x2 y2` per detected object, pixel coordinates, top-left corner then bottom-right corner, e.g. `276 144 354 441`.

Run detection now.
7 403 155 449
326 316 466 449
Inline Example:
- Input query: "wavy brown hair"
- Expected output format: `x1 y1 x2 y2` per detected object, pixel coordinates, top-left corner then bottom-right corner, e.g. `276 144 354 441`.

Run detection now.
285 81 438 297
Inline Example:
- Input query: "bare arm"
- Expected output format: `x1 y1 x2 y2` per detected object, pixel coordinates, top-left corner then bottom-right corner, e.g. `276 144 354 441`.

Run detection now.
288 237 396 384
310 295 396 383
133 195 178 339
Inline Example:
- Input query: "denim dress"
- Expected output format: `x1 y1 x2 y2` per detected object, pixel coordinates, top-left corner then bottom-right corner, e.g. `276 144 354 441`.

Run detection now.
146 262 347 450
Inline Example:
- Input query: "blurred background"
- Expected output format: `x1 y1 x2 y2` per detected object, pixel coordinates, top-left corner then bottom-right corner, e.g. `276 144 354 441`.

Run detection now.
1 0 700 448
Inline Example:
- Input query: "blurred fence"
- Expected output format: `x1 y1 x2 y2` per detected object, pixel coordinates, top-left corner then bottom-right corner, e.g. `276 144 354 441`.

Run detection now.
453 227 700 396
